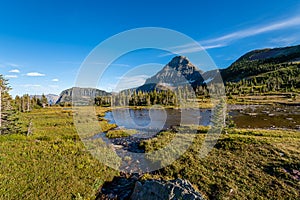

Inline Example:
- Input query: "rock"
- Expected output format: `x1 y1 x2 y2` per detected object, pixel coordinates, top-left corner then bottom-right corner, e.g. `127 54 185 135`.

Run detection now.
96 175 138 200
130 178 205 200
96 175 205 200
113 145 124 149
56 87 111 105
136 56 204 92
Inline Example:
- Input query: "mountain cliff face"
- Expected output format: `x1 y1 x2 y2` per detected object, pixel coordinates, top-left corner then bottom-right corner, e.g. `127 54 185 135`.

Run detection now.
137 56 204 92
56 87 111 105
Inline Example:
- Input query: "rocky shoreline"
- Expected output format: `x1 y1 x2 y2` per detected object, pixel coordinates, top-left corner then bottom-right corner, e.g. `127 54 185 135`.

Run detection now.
96 173 205 200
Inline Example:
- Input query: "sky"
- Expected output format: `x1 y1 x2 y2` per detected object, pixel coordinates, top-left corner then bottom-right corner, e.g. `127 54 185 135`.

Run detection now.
0 0 300 97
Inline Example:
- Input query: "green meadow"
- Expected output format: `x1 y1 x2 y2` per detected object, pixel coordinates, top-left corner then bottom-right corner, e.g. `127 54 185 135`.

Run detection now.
0 107 118 199
0 107 299 199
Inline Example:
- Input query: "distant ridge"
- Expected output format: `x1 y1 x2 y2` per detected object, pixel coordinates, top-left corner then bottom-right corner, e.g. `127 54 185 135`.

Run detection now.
56 87 111 105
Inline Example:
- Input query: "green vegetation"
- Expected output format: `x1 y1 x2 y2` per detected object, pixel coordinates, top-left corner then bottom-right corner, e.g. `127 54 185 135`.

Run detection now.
0 107 117 199
141 128 300 199
106 129 137 138
1 46 300 199
15 93 48 112
0 75 20 135
223 55 300 95
0 105 299 199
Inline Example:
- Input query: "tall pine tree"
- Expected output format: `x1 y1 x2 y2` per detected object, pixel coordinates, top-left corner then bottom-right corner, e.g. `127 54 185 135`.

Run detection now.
0 75 20 134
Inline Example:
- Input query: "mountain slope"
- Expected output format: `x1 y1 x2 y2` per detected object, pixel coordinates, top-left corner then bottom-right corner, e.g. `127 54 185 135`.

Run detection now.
56 87 111 105
221 44 300 82
137 56 204 92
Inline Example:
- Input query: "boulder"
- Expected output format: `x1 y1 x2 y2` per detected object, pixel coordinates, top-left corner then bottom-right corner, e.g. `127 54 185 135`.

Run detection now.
97 175 205 200
130 178 205 200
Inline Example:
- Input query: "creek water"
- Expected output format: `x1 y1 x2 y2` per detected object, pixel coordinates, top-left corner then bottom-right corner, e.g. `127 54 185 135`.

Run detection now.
94 104 299 173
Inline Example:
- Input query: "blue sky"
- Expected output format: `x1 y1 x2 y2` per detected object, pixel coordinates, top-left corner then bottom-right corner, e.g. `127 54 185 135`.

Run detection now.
0 0 300 96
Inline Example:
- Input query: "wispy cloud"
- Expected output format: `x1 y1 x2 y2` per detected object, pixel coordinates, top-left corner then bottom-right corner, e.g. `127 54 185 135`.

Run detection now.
58 61 130 67
7 63 22 68
269 35 299 46
26 72 45 77
9 69 20 73
202 15 300 45
162 15 300 56
161 44 226 57
5 75 18 78
21 84 42 87
52 78 59 82
114 75 150 91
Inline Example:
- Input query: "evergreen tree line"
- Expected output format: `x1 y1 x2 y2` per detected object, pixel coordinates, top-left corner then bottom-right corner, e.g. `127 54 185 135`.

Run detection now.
14 94 48 112
94 86 201 107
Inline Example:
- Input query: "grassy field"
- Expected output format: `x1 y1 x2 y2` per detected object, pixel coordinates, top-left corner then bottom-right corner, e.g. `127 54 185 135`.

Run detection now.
0 107 299 199
0 107 118 199
141 127 300 199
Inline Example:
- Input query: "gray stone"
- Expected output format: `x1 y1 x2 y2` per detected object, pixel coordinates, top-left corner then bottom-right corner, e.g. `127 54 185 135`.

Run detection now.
136 56 204 92
130 179 205 200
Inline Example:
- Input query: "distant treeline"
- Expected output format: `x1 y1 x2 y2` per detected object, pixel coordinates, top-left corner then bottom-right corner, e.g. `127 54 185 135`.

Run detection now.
94 84 227 107
95 86 199 107
14 94 48 112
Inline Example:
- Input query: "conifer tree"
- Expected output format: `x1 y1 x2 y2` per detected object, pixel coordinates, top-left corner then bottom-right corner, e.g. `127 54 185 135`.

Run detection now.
0 75 20 134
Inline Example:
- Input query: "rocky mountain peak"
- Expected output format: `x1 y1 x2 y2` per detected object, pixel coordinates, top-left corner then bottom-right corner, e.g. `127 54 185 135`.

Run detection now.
167 56 198 71
138 56 204 91
168 56 189 67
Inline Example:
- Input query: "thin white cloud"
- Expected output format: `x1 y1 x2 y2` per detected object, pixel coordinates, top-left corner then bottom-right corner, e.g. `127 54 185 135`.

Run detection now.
160 43 226 57
162 15 300 56
115 75 150 91
7 63 22 68
52 78 59 82
5 75 18 78
269 35 299 46
21 84 42 87
9 69 20 73
26 72 45 77
202 15 300 45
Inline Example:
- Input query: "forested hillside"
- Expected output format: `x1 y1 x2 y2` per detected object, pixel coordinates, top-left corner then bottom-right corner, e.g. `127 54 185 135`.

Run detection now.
221 45 300 95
